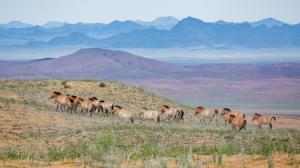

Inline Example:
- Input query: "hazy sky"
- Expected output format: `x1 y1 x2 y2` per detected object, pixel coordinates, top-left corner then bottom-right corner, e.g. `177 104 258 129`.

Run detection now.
0 0 299 24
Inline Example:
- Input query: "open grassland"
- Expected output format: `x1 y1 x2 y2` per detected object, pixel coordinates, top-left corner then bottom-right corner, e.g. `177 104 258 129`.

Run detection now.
0 80 299 167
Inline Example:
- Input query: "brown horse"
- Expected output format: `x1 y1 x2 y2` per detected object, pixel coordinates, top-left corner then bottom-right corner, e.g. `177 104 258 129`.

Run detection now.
49 91 73 112
80 98 96 117
229 114 247 131
160 105 184 122
112 105 134 123
252 113 276 129
221 108 245 126
66 94 83 113
194 107 218 124
89 97 103 113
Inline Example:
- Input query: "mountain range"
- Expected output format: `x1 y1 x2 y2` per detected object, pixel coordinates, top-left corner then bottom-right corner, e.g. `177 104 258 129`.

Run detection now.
0 17 299 49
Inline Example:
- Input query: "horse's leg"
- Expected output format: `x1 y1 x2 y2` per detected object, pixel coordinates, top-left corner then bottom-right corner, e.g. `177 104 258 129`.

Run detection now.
269 123 272 129
60 104 64 112
56 104 59 111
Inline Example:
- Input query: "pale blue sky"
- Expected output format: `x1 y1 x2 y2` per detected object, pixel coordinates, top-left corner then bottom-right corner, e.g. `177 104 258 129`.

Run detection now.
0 0 299 24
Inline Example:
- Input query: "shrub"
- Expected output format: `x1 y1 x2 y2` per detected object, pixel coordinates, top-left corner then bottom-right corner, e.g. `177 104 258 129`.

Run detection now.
99 82 106 88
61 80 71 89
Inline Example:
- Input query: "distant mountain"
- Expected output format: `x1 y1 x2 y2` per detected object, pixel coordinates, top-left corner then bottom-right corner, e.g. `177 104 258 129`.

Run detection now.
0 20 148 45
134 16 179 30
250 18 286 28
42 21 67 28
0 48 188 79
0 48 299 80
0 21 32 28
26 32 100 47
96 17 300 48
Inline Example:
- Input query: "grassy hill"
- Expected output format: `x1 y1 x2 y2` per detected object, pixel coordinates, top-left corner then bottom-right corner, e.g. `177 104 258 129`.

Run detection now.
0 80 299 167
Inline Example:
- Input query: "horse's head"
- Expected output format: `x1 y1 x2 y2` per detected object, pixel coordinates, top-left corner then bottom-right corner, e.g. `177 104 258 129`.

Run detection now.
139 108 147 116
228 114 236 123
89 97 97 101
252 113 261 121
113 105 122 113
161 105 169 113
221 108 231 116
49 91 61 99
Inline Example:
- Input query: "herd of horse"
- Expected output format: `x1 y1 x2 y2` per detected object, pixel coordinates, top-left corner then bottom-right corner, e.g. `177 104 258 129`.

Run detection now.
49 91 277 130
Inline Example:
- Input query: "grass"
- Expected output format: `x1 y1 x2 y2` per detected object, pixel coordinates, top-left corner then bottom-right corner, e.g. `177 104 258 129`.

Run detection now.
0 80 299 167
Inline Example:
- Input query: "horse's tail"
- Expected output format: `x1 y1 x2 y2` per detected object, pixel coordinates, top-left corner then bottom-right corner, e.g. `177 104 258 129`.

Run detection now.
179 110 184 120
244 119 247 126
130 117 134 123
243 114 246 118
272 116 276 121
215 109 218 115
111 104 114 111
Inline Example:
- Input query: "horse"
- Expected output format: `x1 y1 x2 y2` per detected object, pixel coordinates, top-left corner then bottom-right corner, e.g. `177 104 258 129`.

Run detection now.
139 107 160 123
49 91 73 112
99 100 114 115
66 94 83 113
228 114 247 131
221 108 245 126
252 113 276 129
160 105 184 122
89 97 102 113
194 107 218 124
80 98 96 117
112 105 134 123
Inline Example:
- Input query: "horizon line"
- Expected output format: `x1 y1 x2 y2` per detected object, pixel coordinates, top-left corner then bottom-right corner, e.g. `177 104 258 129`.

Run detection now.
0 16 298 26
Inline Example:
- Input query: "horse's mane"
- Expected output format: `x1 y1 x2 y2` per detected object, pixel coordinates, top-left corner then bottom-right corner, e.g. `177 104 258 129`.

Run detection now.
197 106 204 109
53 91 61 95
142 107 148 110
99 100 105 103
91 96 98 100
79 98 84 101
229 114 236 118
115 105 122 109
254 113 261 116
71 95 77 98
163 105 170 109
223 108 231 111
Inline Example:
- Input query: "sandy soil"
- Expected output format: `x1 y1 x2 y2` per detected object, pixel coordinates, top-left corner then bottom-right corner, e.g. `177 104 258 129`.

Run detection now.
1 153 299 168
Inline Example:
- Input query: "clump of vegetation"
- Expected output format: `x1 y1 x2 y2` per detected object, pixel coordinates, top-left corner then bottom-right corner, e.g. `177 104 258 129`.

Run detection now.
99 82 106 88
61 80 71 89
